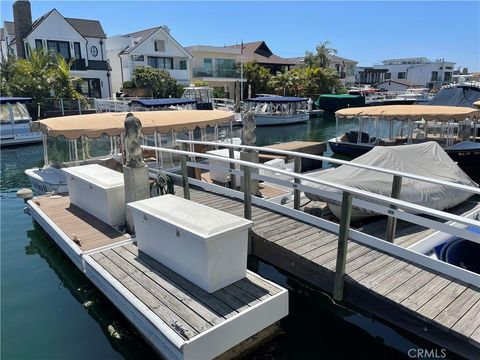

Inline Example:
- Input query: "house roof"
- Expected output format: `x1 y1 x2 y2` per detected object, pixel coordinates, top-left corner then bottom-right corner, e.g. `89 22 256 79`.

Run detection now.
225 41 296 66
118 26 192 59
328 54 357 64
65 18 106 38
119 26 162 54
6 9 106 43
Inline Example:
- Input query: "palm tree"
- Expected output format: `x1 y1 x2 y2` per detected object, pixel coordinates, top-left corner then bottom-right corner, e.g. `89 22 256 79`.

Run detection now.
51 54 83 99
304 41 338 68
269 71 292 96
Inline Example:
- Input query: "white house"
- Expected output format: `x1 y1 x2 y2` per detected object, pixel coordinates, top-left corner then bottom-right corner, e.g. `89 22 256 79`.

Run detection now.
106 26 192 95
1 1 111 98
373 57 455 90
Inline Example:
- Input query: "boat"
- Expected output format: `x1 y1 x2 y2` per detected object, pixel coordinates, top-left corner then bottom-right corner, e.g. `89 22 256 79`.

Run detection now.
395 88 433 103
303 142 478 221
329 105 480 182
25 110 236 194
428 81 480 107
244 96 309 126
181 86 214 110
0 97 42 147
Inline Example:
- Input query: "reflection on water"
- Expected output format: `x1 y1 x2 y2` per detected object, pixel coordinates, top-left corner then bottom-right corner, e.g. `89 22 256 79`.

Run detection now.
1 144 44 192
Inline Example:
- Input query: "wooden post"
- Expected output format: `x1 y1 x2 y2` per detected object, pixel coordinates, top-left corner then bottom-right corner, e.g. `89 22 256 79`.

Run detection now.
333 191 353 302
180 154 190 200
293 156 302 210
229 147 236 189
243 165 252 220
385 175 402 243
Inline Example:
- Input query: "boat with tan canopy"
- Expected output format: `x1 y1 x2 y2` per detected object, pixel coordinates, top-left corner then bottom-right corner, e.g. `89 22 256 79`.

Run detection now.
329 105 480 181
26 110 237 193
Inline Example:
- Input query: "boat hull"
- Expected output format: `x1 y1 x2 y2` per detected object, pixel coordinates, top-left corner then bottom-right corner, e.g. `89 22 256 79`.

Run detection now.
254 113 309 126
25 167 68 194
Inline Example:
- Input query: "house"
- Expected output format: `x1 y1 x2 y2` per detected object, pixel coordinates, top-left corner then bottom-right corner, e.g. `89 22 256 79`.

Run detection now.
373 57 455 90
1 0 111 98
375 79 424 92
186 45 245 99
225 41 296 74
106 26 192 95
287 53 358 86
327 54 357 86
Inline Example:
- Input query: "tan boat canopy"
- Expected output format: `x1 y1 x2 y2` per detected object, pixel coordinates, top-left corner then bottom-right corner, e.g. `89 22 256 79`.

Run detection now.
335 105 480 121
31 110 235 139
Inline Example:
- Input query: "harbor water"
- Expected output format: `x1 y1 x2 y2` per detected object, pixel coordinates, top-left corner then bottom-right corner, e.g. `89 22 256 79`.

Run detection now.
1 115 462 359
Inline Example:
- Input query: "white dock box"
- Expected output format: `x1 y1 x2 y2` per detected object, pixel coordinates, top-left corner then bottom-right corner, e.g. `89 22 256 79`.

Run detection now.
206 148 241 187
128 195 253 292
62 164 125 227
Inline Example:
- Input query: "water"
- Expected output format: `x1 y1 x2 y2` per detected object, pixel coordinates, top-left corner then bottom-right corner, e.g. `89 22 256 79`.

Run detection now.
1 117 463 359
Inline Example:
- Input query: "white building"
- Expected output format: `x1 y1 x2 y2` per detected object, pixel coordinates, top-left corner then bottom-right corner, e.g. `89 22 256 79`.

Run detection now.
373 57 455 90
106 26 192 95
1 1 111 98
186 45 244 99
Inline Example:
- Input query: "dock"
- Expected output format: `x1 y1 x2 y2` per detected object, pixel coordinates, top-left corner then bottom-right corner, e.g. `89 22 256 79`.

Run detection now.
172 185 480 359
27 195 288 360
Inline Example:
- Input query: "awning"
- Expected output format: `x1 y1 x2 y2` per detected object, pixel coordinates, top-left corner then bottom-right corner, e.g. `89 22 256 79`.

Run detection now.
0 97 32 104
31 110 234 139
335 105 480 121
131 98 196 107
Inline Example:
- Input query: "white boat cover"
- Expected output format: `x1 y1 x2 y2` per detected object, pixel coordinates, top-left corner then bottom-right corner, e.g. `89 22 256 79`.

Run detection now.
303 142 478 219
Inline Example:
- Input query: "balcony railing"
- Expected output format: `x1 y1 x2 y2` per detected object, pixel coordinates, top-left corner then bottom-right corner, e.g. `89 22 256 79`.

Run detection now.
70 58 86 71
193 68 239 79
88 60 110 71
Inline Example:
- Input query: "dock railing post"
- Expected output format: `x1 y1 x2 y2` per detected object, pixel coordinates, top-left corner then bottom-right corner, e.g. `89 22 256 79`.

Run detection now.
180 154 190 200
243 165 252 220
229 147 236 190
293 156 302 210
385 175 402 243
333 191 353 302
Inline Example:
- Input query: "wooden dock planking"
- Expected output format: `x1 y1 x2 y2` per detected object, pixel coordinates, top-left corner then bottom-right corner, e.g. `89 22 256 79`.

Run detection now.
174 185 480 357
88 243 279 342
33 195 129 251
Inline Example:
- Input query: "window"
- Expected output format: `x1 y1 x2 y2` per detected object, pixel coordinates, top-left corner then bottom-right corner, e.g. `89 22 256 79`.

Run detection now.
90 45 98 57
444 72 452 82
47 40 70 59
215 58 236 77
346 64 355 77
203 58 212 76
154 39 165 52
78 78 101 98
74 42 81 59
147 56 173 69
446 66 453 70
397 72 406 79
431 71 438 81
385 73 391 79
179 59 187 70
132 55 144 61
35 39 43 50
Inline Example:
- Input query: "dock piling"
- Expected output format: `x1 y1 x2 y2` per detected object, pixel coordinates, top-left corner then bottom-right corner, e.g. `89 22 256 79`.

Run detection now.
243 165 252 220
229 147 236 189
333 191 353 301
180 154 190 200
293 157 302 210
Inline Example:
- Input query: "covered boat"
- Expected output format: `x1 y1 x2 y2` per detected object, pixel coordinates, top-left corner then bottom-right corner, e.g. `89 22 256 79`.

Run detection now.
244 96 309 126
330 105 480 182
0 97 42 146
26 110 236 193
304 142 478 221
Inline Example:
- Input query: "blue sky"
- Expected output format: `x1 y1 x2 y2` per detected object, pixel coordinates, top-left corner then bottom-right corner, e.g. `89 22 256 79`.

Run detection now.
1 1 479 71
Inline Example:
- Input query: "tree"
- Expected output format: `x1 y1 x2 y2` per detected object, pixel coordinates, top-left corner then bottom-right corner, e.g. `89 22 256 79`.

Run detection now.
0 53 17 96
192 80 209 87
243 61 272 97
128 66 183 98
269 71 292 96
304 41 337 68
51 54 83 99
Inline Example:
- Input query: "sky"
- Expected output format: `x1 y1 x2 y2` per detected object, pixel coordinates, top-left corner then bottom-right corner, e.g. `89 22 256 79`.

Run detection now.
1 1 479 71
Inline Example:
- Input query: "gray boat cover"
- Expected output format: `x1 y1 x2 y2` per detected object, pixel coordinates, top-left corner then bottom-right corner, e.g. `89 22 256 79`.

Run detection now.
304 142 478 218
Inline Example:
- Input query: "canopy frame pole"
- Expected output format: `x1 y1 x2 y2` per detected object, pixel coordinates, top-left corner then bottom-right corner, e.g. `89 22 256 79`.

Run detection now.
42 134 48 166
385 175 403 243
214 124 219 149
68 139 73 164
335 115 339 142
81 135 87 161
230 121 234 144
73 139 79 165
154 131 160 170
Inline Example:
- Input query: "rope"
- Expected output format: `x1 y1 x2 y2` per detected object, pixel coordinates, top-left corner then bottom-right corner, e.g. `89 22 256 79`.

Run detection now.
150 171 175 196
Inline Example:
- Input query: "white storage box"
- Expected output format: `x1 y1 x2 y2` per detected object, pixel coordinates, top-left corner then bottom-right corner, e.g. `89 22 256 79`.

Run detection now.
62 164 125 227
128 195 253 292
206 148 241 187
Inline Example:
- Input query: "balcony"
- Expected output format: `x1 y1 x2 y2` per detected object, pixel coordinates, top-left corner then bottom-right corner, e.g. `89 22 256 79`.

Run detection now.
88 60 110 71
193 68 239 79
70 58 86 71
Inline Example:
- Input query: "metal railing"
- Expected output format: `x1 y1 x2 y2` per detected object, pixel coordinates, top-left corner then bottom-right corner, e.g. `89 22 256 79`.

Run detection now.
193 68 239 79
140 143 480 301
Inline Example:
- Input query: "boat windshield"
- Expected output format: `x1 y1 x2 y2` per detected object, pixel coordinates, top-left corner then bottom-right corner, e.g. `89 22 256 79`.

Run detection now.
0 102 31 123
